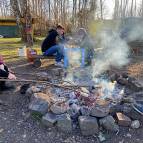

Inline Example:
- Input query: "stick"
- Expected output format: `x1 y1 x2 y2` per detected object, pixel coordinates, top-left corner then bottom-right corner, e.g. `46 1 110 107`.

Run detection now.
0 78 93 91
14 72 37 76
0 77 102 88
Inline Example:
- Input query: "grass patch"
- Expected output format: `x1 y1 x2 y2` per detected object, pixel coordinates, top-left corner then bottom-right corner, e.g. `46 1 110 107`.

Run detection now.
0 38 42 63
0 38 21 43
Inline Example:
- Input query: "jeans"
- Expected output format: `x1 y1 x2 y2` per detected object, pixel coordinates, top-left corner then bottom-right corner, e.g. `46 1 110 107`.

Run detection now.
43 44 64 62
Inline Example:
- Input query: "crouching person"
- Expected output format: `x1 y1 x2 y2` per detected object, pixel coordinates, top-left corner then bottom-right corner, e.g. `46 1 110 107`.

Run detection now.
0 55 16 92
41 25 65 67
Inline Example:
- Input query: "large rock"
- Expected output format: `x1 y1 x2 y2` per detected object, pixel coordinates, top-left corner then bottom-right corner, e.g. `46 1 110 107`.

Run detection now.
36 72 49 81
123 104 143 122
131 120 140 129
110 73 120 82
117 77 128 86
51 68 63 77
26 86 42 96
99 116 119 132
80 106 90 116
128 77 143 91
67 103 80 122
42 112 58 127
90 100 110 117
56 114 72 133
29 93 51 115
78 116 99 136
109 104 123 115
50 102 68 114
29 99 49 115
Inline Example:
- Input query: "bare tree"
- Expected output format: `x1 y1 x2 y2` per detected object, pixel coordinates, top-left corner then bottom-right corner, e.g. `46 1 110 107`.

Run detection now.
10 0 33 46
138 0 143 17
113 0 139 18
100 0 103 19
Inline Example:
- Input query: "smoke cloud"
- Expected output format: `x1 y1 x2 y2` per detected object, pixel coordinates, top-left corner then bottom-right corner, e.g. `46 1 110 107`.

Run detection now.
64 18 143 84
124 20 143 42
92 29 130 76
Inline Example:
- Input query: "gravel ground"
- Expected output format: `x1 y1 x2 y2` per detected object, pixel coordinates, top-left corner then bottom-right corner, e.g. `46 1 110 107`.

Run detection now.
0 58 143 143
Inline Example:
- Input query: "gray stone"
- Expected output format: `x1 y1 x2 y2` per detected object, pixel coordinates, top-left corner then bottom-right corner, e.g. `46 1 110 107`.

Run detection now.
98 132 106 142
42 112 58 127
67 104 80 123
131 120 140 129
99 116 119 132
90 105 110 117
51 68 63 77
78 116 99 136
109 104 123 114
50 102 68 115
110 73 120 82
123 104 143 121
117 77 128 85
128 78 143 91
29 98 49 115
36 72 49 80
121 97 135 104
57 114 72 133
80 106 90 116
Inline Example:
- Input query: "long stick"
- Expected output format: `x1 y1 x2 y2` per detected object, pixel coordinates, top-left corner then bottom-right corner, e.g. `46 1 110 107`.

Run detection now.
0 78 93 90
0 77 102 88
14 72 37 76
0 78 74 89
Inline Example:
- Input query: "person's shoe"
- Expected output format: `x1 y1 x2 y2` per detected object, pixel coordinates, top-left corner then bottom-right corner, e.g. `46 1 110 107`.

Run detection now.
55 62 64 67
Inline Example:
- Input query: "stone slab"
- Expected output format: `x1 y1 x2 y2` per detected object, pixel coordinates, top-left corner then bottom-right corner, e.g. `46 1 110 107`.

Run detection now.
78 116 99 136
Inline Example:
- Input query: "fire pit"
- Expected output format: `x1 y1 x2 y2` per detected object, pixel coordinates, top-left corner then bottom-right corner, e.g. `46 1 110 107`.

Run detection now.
24 68 143 138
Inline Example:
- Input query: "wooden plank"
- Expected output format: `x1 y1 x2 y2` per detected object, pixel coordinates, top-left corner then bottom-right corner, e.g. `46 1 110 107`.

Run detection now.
32 55 55 59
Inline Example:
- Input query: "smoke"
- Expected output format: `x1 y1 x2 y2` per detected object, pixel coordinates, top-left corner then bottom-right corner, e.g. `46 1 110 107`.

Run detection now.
66 48 82 68
92 29 130 76
124 20 143 42
64 24 130 84
63 20 135 84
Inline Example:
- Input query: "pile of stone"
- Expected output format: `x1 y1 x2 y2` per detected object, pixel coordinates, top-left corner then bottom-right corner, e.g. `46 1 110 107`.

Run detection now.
24 72 143 137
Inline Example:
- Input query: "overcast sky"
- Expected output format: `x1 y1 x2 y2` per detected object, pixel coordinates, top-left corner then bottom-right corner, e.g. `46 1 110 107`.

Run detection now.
105 0 114 18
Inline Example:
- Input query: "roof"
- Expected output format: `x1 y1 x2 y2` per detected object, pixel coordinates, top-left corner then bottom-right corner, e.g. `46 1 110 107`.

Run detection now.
0 19 16 22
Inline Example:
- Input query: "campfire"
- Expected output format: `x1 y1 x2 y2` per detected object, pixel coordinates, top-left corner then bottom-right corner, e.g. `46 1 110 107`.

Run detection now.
23 67 143 139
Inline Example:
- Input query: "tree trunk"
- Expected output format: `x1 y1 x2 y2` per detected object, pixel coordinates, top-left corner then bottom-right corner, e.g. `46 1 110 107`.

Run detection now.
100 0 103 19
10 0 33 46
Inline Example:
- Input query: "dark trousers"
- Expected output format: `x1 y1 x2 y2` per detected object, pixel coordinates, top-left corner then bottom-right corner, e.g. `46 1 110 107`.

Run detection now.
0 81 5 90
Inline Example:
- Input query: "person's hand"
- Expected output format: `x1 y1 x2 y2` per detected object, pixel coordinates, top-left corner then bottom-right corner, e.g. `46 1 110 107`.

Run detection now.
8 73 16 80
56 36 60 43
8 68 14 74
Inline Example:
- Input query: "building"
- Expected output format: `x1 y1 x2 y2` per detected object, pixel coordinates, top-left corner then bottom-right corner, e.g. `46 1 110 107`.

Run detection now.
0 17 38 38
0 18 19 37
